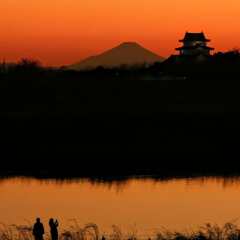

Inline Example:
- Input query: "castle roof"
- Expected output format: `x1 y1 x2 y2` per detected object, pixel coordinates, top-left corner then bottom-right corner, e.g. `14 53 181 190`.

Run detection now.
179 32 210 42
176 45 214 51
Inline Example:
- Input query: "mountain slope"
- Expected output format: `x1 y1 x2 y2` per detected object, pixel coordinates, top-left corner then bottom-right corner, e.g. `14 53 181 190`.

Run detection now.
69 42 164 70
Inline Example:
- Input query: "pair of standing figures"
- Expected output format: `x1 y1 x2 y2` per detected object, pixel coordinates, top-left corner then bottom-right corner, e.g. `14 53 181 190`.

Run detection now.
33 218 59 240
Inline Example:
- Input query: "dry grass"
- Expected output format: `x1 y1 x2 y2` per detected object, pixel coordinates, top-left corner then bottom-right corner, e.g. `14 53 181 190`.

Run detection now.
156 223 240 240
0 222 240 240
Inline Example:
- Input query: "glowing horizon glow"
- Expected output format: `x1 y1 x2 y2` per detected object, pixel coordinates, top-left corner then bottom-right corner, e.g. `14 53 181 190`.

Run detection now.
0 0 239 66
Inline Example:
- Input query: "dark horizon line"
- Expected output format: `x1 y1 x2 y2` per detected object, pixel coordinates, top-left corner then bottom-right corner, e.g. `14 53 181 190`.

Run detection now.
0 42 238 67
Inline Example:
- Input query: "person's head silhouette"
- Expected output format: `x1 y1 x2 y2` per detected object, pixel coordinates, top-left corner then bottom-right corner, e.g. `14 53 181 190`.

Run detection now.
36 218 41 223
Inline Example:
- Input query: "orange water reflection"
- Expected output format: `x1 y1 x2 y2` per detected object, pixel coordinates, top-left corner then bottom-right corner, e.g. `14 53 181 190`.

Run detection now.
0 177 240 236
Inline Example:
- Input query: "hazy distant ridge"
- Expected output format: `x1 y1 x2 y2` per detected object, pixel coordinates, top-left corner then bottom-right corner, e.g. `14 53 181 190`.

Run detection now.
69 42 164 70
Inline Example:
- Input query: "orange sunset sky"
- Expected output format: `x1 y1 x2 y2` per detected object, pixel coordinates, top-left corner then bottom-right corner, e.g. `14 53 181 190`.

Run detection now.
1 0 240 66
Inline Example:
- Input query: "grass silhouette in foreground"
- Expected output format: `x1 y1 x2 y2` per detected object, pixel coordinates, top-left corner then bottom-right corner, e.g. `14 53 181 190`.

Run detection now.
1 222 240 240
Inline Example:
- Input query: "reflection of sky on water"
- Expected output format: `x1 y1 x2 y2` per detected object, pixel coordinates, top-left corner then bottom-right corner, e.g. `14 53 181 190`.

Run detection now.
0 176 240 234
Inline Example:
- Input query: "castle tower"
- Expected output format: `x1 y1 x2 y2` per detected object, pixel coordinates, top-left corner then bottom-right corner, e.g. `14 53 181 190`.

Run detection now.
176 32 214 56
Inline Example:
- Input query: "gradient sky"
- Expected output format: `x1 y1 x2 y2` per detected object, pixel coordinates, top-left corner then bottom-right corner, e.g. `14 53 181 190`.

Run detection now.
1 0 240 66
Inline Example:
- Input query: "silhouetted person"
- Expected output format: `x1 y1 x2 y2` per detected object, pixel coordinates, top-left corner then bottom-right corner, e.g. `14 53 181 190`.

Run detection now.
49 218 59 240
102 236 106 240
33 218 44 240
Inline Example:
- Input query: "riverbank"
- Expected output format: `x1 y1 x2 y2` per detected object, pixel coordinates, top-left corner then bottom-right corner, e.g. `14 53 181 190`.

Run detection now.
1 78 240 174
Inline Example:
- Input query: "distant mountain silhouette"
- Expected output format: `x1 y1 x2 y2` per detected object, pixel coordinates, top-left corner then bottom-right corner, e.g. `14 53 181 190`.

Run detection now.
69 42 164 70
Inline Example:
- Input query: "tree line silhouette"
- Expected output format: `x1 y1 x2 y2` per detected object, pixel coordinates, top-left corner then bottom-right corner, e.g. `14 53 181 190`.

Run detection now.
1 50 240 177
1 49 240 80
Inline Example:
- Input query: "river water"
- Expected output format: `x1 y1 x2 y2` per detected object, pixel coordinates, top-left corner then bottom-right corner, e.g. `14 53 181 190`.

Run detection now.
0 177 239 237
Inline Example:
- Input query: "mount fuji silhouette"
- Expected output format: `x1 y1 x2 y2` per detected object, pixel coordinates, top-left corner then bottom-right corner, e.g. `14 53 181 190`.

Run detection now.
69 42 164 70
